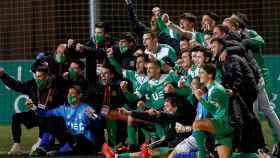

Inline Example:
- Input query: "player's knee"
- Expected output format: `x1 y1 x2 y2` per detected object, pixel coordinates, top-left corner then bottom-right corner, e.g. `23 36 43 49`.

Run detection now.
192 120 201 130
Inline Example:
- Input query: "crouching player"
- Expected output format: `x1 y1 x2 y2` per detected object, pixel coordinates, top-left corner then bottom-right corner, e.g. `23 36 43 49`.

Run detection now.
30 85 104 156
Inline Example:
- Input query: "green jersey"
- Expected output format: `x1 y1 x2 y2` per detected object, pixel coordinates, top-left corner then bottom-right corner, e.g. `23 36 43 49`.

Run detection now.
135 73 176 110
122 70 148 91
188 65 200 78
145 44 177 62
192 32 205 45
199 81 229 121
156 17 180 40
247 29 266 69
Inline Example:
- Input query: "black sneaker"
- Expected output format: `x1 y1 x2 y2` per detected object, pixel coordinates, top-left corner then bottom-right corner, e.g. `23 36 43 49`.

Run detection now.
30 147 47 157
272 143 280 157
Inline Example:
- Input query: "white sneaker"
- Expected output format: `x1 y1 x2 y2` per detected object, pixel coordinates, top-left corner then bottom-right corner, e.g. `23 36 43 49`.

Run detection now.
8 143 24 155
29 138 41 156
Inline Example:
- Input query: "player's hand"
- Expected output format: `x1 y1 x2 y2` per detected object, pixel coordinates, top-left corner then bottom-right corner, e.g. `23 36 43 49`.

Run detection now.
75 43 84 53
152 7 161 17
175 122 192 133
124 0 133 5
194 89 204 100
134 49 144 56
62 72 69 80
178 79 186 88
137 100 145 110
67 39 76 48
118 107 131 115
226 89 234 96
0 67 5 77
164 83 175 93
161 13 170 24
120 81 129 92
25 99 34 109
147 108 160 117
106 48 114 57
85 107 98 119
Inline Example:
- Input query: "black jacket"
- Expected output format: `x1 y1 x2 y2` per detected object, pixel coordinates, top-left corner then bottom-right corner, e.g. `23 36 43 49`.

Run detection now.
84 78 127 113
221 54 258 109
225 32 262 83
112 45 136 71
0 73 65 110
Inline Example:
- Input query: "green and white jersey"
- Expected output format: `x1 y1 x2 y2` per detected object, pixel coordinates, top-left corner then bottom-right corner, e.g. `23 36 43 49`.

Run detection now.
199 81 229 121
135 73 175 110
191 31 205 46
122 70 148 91
156 17 180 40
144 44 177 62
188 65 200 78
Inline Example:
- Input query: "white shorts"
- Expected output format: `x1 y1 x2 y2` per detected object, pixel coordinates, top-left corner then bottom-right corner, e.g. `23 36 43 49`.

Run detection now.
173 135 198 154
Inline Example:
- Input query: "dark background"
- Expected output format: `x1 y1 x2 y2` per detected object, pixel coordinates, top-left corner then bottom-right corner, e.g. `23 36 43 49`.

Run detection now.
0 0 279 59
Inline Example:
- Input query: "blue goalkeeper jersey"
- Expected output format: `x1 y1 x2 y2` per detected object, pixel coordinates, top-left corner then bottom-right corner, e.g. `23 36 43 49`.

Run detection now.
40 102 101 143
195 94 208 120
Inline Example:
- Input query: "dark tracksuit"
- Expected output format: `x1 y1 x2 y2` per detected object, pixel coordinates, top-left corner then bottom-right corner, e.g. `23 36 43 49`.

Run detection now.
0 73 65 143
90 78 128 147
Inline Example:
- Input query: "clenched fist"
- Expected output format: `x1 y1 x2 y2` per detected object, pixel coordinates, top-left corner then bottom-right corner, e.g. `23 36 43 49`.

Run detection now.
120 81 129 92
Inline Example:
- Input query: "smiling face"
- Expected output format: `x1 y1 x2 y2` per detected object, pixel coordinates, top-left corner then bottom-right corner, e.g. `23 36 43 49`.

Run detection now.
191 51 198 65
163 100 177 114
223 20 236 31
201 15 216 32
181 51 192 69
196 51 206 67
213 27 226 38
180 18 194 31
210 41 223 58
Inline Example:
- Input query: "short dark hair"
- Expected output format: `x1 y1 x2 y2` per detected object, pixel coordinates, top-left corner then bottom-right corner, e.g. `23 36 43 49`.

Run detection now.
201 63 216 79
119 32 136 44
95 22 105 29
180 12 197 23
204 30 213 36
214 24 229 34
36 65 49 75
162 57 175 67
210 37 227 46
143 31 158 39
191 46 212 61
70 60 85 71
95 21 111 32
192 76 203 88
236 12 249 26
165 97 183 108
180 35 191 42
69 85 82 95
147 59 161 68
101 63 115 74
